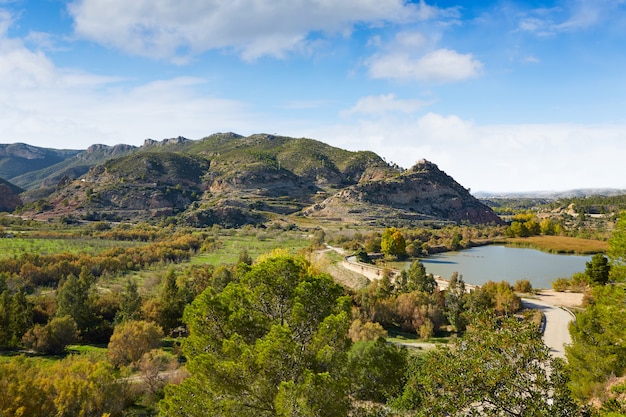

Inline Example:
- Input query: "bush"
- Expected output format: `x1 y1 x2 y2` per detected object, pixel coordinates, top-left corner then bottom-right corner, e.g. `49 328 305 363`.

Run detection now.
513 279 533 293
552 278 570 292
22 315 78 354
107 320 164 367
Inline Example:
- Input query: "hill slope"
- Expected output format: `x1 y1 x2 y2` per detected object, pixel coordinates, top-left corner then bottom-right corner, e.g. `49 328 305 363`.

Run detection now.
13 133 502 227
0 178 23 212
304 159 504 225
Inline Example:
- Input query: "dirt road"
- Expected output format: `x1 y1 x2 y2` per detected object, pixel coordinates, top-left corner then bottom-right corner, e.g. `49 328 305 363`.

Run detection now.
522 291 583 359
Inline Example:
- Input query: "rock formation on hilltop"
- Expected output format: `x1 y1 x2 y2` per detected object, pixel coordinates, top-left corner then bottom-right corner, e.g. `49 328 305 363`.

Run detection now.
304 159 504 225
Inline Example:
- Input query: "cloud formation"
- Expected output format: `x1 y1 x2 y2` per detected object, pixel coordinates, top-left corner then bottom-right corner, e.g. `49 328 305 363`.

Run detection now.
368 48 483 83
299 112 626 192
344 94 429 116
518 0 626 36
67 0 452 61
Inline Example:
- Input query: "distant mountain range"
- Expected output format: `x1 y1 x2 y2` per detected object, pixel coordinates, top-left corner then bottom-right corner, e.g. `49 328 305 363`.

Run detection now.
474 189 626 199
0 133 504 226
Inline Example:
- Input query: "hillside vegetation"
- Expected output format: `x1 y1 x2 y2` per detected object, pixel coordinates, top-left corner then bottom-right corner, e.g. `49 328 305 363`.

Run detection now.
9 133 501 227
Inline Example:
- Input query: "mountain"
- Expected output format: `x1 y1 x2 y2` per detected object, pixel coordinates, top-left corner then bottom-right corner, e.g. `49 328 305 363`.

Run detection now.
474 189 626 199
11 133 502 227
304 159 504 225
0 178 23 212
12 143 138 197
0 143 82 183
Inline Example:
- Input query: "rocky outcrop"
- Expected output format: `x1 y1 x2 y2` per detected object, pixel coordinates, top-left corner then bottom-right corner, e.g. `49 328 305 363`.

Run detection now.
143 136 192 147
0 178 22 212
305 159 504 225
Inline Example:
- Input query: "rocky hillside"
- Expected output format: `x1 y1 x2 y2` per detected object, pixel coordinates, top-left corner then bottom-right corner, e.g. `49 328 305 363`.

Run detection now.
0 143 81 184
11 133 502 227
0 178 23 212
13 143 137 195
304 159 504 225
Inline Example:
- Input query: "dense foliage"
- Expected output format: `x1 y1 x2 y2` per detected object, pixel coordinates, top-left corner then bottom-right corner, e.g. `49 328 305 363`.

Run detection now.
159 253 355 416
395 316 580 417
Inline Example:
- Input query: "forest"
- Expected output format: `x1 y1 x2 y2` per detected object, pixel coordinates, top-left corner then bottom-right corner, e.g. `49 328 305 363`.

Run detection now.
0 211 625 416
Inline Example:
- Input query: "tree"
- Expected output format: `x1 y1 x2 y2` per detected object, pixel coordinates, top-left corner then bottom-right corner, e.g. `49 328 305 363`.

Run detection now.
566 284 626 401
348 339 408 403
48 355 129 417
585 253 610 286
608 211 626 280
403 260 436 294
155 269 189 334
108 320 164 367
445 272 467 332
394 316 580 416
381 227 407 258
159 254 352 417
55 268 103 341
0 288 33 348
137 349 179 398
115 279 142 323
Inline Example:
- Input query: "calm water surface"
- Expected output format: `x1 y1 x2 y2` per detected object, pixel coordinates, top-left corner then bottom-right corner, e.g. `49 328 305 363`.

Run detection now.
408 245 592 289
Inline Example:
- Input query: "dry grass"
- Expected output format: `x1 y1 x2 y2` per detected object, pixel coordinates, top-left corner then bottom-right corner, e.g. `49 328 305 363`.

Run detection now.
505 235 607 254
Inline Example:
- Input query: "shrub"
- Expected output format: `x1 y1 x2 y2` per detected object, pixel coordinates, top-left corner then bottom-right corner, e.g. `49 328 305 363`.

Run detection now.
107 320 164 367
513 279 533 293
22 315 78 354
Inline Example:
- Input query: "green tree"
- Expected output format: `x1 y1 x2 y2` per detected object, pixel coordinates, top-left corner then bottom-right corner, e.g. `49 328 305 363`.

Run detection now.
115 279 142 323
608 211 626 280
395 316 580 416
381 227 407 258
159 254 352 417
567 284 626 401
0 288 33 347
55 268 101 340
585 253 610 286
445 272 467 332
399 260 436 294
156 269 189 334
348 339 408 403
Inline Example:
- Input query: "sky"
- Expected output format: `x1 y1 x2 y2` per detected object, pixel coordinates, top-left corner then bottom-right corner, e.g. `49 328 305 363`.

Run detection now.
1 0 626 193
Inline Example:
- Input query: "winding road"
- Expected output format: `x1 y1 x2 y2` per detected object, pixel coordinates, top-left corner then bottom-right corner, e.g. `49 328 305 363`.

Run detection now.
333 247 580 359
522 298 575 359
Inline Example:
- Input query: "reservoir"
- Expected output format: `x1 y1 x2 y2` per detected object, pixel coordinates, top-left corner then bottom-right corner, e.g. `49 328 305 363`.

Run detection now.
409 245 593 289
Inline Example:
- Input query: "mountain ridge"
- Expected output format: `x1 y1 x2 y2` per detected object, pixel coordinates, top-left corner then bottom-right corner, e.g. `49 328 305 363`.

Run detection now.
4 133 503 226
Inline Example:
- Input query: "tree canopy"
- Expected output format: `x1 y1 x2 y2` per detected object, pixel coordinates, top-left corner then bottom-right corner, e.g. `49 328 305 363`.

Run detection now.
159 253 352 417
395 315 580 417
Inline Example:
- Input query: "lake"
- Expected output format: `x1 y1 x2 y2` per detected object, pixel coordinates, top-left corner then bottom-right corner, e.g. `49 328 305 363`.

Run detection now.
403 245 592 289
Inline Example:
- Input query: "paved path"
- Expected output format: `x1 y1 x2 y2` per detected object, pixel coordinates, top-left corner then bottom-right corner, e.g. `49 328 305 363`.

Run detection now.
522 298 574 359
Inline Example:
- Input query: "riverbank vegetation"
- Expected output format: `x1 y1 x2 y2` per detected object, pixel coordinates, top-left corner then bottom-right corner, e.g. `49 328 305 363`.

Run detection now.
505 235 608 254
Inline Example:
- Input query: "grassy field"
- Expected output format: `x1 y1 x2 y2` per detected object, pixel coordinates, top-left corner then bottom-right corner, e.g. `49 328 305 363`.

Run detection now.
190 232 311 266
505 235 608 254
0 237 148 258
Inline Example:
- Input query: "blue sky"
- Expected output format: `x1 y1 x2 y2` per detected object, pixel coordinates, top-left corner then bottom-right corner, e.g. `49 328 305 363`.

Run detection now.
1 0 626 192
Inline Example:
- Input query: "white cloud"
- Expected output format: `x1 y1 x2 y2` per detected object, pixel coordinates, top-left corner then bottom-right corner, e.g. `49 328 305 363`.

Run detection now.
523 55 540 64
296 113 626 193
368 48 482 83
67 0 455 61
344 94 429 116
0 11 258 148
518 0 626 36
